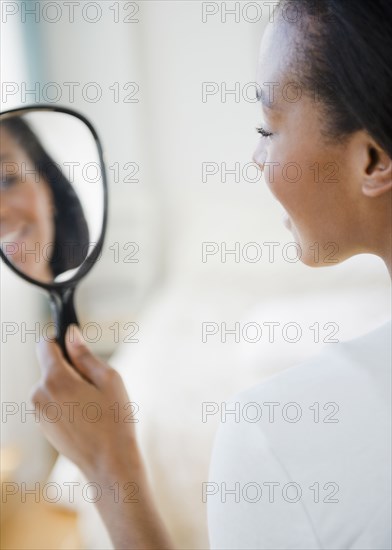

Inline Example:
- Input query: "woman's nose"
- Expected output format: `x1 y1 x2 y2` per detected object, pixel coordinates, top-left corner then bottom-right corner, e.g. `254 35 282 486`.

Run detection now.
252 140 267 172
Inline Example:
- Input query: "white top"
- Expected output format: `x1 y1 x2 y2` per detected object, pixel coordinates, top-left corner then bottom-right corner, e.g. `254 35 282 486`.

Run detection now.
207 321 391 550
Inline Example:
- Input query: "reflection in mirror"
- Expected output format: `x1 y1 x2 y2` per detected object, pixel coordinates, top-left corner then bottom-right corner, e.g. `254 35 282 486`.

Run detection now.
0 111 104 284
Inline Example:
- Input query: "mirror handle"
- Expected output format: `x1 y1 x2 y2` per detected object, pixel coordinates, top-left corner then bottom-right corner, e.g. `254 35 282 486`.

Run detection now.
49 287 79 365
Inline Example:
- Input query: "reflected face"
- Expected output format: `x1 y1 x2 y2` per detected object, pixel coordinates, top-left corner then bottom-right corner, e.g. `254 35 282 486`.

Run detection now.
253 19 368 266
0 125 55 282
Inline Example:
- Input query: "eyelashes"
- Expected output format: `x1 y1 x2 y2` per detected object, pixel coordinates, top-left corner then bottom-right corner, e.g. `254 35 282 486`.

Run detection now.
256 126 273 138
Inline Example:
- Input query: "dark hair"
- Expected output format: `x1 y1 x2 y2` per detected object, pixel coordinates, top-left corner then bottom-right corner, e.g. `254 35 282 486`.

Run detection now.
277 0 392 157
1 117 90 277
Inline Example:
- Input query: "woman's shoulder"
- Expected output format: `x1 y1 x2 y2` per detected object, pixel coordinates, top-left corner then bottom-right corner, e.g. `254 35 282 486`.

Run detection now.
234 319 391 408
209 319 391 480
208 321 391 550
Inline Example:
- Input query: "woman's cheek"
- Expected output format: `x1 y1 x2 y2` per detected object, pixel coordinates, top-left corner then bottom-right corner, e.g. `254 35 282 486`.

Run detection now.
8 185 35 224
262 146 287 204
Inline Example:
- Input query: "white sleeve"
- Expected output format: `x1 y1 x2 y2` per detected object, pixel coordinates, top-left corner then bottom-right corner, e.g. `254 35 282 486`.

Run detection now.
207 417 322 550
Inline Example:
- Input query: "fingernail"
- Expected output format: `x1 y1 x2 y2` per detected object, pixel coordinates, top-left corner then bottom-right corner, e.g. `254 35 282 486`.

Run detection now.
68 325 84 346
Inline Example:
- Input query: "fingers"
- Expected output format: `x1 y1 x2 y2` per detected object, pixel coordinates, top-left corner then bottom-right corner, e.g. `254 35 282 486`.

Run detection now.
65 325 115 388
36 336 74 380
35 337 78 402
35 325 117 391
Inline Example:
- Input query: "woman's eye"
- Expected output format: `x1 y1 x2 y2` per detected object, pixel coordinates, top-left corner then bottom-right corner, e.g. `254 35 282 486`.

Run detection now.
0 175 19 190
256 126 273 138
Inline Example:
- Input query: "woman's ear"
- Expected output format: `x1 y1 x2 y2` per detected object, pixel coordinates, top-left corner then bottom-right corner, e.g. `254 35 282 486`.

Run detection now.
362 145 392 197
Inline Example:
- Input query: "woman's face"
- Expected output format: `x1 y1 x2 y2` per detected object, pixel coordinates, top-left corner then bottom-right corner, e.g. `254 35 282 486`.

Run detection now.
0 125 55 282
253 19 388 267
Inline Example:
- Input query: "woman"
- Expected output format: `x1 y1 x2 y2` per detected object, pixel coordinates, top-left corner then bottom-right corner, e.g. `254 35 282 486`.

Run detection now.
0 117 90 282
31 1 391 548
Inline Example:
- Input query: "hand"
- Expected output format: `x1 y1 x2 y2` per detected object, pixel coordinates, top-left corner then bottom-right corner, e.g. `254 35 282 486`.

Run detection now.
31 326 175 549
31 325 140 480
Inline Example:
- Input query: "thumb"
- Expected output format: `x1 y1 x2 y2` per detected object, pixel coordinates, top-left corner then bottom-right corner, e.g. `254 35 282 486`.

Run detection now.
65 325 108 386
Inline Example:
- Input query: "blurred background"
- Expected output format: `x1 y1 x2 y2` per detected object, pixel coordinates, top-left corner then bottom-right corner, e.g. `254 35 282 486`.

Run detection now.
1 1 390 548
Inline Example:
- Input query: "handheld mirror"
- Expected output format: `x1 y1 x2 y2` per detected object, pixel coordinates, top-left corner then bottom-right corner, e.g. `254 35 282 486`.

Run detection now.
0 106 108 361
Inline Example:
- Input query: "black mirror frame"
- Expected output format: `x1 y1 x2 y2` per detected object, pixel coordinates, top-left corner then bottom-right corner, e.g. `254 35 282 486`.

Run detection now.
0 105 109 361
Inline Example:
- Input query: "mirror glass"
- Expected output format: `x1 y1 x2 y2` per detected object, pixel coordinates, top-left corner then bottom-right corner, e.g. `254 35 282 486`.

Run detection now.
0 110 104 284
